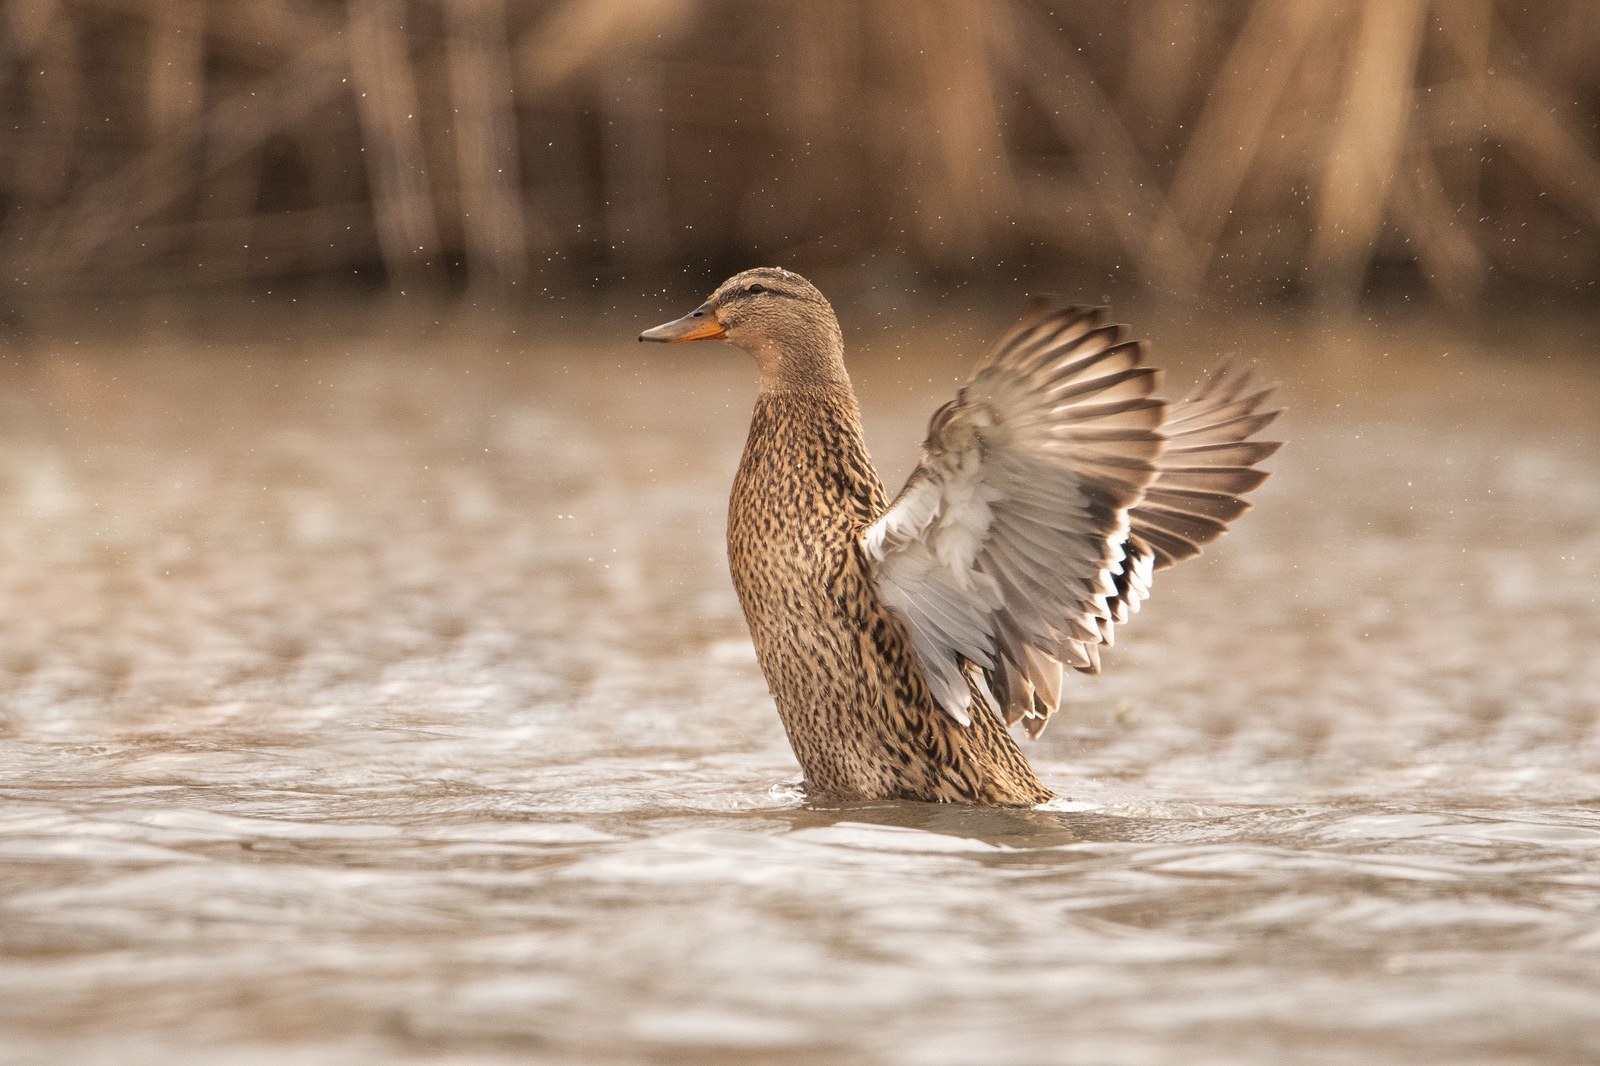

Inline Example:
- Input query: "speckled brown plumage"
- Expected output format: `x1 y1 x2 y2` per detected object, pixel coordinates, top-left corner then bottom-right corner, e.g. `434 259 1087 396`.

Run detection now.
641 267 1280 808
726 382 1053 805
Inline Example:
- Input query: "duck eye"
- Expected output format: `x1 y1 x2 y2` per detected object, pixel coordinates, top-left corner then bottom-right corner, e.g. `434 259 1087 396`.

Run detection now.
747 283 765 294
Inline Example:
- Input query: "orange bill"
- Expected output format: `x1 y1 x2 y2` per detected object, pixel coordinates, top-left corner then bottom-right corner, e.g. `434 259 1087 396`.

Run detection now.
639 306 726 343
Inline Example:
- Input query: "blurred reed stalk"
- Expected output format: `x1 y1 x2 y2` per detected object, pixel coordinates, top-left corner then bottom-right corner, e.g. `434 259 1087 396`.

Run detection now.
445 0 530 290
349 0 440 283
0 0 1596 303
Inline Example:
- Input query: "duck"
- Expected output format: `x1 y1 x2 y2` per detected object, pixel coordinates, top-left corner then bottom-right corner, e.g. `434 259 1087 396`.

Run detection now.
641 268 1280 806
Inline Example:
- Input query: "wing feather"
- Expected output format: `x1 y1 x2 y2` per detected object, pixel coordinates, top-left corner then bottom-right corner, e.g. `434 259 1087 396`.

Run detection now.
1101 363 1283 628
863 307 1282 735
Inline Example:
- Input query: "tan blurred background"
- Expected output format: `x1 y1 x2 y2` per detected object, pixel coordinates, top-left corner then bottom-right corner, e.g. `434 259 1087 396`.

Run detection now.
3 0 1598 309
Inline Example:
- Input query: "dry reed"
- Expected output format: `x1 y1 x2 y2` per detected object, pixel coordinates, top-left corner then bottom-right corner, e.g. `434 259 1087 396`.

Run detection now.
1 0 1596 303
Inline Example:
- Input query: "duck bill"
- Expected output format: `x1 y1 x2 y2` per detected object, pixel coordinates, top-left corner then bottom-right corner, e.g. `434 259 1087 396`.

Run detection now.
639 305 726 343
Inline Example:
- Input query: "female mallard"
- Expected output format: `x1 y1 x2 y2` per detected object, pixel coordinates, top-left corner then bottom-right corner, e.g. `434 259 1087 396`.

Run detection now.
641 268 1280 806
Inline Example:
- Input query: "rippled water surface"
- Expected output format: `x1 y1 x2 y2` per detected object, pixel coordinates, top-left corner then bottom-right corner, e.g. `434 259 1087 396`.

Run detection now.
1 299 1598 1065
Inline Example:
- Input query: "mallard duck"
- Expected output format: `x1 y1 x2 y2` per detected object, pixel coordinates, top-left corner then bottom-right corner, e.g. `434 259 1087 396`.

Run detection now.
641 268 1280 806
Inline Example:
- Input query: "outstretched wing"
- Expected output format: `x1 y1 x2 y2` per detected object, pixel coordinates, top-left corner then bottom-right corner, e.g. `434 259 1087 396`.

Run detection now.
860 304 1164 727
862 303 1282 736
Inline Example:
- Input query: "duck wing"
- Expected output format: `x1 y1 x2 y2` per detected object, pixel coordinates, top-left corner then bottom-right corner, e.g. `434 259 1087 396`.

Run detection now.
862 303 1281 735
861 303 1164 728
1104 363 1283 633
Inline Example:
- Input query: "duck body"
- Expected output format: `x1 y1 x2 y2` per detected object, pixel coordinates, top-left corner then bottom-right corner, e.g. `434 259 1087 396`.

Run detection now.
642 267 1280 807
726 382 1053 804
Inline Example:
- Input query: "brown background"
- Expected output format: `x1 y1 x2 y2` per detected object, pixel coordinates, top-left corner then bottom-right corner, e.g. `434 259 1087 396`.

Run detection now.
3 0 1597 309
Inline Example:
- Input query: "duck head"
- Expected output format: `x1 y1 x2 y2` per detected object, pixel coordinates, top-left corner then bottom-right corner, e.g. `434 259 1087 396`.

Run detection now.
640 267 847 389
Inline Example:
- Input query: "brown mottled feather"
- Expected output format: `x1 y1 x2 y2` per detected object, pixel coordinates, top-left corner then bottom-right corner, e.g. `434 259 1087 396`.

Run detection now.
727 385 1053 804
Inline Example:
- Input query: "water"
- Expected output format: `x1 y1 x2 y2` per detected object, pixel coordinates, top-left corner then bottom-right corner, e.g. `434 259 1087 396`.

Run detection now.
1 298 1597 1065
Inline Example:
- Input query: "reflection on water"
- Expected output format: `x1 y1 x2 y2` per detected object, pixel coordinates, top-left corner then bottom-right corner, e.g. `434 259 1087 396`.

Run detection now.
0 300 1597 1065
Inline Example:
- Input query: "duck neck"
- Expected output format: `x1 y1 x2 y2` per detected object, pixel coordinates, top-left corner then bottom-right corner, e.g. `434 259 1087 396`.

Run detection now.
750 318 851 394
738 370 884 535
